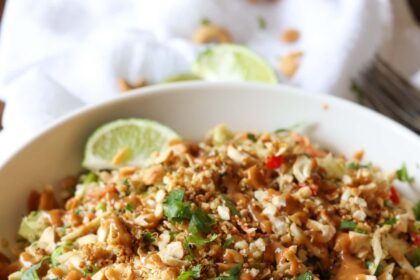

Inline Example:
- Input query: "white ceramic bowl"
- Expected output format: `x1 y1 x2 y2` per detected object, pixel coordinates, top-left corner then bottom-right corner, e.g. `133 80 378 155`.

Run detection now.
1 82 419 242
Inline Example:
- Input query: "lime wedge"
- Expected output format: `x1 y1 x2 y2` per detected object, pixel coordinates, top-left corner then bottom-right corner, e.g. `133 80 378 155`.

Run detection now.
192 44 277 83
82 119 179 170
162 73 201 83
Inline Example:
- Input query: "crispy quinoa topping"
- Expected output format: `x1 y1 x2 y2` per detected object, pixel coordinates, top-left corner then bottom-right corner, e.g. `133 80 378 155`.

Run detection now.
6 126 420 279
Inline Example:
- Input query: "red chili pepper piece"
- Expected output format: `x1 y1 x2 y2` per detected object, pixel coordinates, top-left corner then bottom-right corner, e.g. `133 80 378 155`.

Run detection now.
390 186 400 205
411 233 420 246
266 155 284 170
309 185 318 196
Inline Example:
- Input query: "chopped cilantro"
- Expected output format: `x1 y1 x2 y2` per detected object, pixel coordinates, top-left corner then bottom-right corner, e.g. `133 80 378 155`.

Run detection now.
183 239 194 261
126 203 135 212
83 172 98 184
247 133 257 142
354 227 368 234
351 81 364 103
296 272 313 280
170 231 180 241
57 225 69 236
201 17 211 26
120 177 130 186
83 264 97 276
220 194 239 216
275 123 303 133
407 247 420 267
413 200 420 221
396 163 414 183
384 217 397 225
223 236 235 248
177 265 201 280
65 186 75 196
415 221 420 232
211 264 241 280
143 232 155 246
366 261 384 276
346 162 359 169
22 256 50 280
188 208 215 235
51 245 67 266
375 264 384 276
75 209 82 216
340 220 357 231
186 233 217 246
163 189 192 223
346 162 370 169
257 16 266 29
384 199 396 209
97 202 106 212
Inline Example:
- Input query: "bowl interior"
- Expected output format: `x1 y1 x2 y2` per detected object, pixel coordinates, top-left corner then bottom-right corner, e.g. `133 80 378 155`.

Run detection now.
1 82 419 241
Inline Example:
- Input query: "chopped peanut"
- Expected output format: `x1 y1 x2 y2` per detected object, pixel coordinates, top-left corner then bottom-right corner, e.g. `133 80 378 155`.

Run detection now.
281 28 300 43
279 51 303 79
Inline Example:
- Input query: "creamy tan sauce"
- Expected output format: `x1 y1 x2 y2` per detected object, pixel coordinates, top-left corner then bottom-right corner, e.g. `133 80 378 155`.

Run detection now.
334 233 369 280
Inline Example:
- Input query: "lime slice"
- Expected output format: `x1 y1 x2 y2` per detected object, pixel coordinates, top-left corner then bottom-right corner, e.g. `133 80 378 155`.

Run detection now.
82 119 180 170
162 73 201 83
192 44 277 83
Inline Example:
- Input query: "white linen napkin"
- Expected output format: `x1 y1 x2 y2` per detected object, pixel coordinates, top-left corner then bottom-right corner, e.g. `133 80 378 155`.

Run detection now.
0 0 391 164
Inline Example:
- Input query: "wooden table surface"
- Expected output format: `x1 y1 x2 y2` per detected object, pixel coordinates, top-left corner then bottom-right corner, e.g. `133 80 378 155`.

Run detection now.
0 0 5 129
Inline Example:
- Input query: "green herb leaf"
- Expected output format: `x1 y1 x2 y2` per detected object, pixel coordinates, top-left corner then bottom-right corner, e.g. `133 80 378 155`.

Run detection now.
246 133 257 142
189 208 215 235
407 247 420 267
353 227 367 234
275 123 303 133
164 189 192 222
346 162 359 169
51 245 67 267
220 194 239 216
396 163 414 183
97 202 106 212
126 203 134 212
186 233 218 246
340 220 357 231
223 236 235 248
22 256 50 280
143 232 155 246
83 172 98 184
170 231 180 242
257 16 266 29
413 201 420 221
384 217 397 225
346 162 370 169
201 18 211 26
177 265 201 280
183 238 194 261
384 200 396 209
366 261 384 276
83 264 97 276
351 81 364 103
211 264 241 280
296 272 313 280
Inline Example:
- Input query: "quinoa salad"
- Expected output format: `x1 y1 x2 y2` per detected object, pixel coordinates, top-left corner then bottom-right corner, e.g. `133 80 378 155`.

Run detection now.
2 125 420 280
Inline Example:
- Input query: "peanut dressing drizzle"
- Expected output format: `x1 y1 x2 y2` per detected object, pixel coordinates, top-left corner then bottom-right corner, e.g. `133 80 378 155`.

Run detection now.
334 233 369 280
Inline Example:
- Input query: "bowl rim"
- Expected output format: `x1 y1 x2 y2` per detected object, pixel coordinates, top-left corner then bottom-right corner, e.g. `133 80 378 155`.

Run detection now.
1 81 419 171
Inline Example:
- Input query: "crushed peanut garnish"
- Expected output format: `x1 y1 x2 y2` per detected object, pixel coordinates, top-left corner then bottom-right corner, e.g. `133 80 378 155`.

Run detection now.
279 51 303 79
281 28 300 43
118 78 147 92
192 24 232 44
